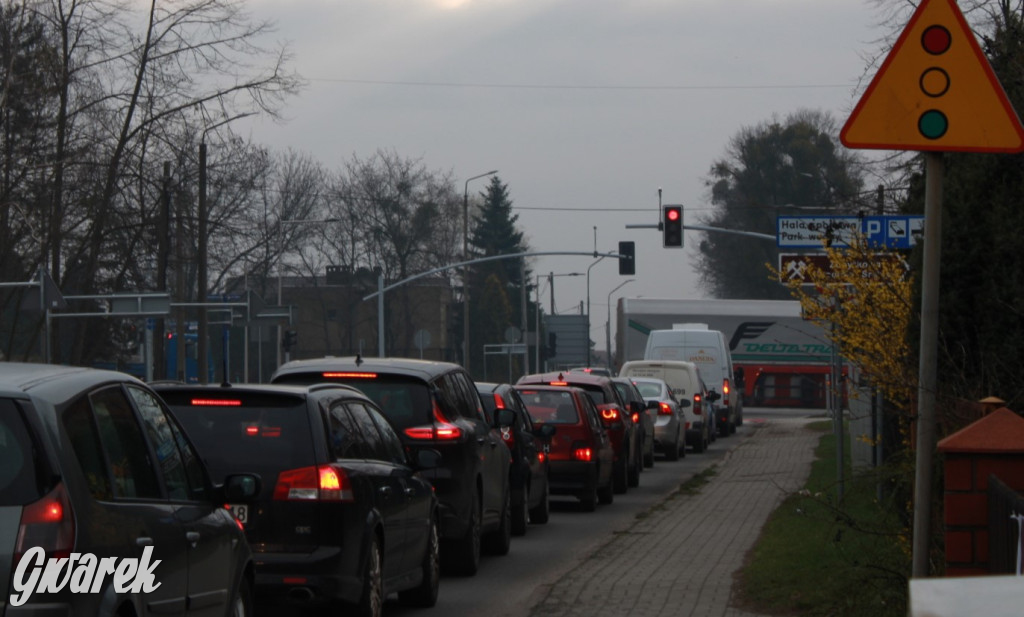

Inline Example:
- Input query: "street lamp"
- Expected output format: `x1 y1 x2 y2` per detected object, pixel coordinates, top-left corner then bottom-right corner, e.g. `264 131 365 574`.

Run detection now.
605 279 634 371
585 255 605 366
462 169 498 368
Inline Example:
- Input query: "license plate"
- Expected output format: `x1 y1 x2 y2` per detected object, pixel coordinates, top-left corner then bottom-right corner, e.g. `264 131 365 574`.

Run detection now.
227 504 249 524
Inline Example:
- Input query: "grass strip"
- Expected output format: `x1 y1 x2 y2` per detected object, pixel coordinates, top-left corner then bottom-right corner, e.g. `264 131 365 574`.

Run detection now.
735 420 909 616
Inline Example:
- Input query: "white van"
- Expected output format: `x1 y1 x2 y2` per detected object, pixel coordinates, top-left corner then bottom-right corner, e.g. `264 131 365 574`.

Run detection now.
619 360 716 454
643 324 741 435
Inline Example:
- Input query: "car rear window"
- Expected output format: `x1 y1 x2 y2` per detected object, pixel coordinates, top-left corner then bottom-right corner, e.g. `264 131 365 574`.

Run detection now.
517 389 579 424
275 373 432 431
634 381 662 398
159 391 316 481
0 399 49 506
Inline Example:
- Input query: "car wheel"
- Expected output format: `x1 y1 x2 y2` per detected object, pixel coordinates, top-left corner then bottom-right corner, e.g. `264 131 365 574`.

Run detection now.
597 468 615 505
355 536 383 617
483 487 511 556
627 450 640 488
580 482 598 512
529 478 550 525
613 459 628 494
665 436 680 461
229 577 253 617
443 488 481 576
643 439 655 468
511 485 529 536
398 517 440 607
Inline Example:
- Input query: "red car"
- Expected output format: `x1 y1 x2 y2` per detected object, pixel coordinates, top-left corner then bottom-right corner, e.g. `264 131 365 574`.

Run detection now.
516 371 639 495
514 385 614 511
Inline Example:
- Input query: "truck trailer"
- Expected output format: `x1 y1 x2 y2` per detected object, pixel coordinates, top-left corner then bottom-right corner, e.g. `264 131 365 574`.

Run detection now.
616 298 839 408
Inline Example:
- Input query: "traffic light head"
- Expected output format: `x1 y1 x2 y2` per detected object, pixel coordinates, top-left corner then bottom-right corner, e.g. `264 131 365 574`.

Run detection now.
618 241 635 275
282 329 298 352
663 205 683 248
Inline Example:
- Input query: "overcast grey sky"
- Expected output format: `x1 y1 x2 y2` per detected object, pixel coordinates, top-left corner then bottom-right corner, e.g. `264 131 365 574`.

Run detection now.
239 0 887 350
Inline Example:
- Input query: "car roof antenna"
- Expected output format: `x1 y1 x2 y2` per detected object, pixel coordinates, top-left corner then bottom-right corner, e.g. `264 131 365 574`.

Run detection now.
355 353 363 367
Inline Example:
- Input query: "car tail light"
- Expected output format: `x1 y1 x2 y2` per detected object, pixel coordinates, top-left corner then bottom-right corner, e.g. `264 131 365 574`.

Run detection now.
15 482 75 565
537 451 546 463
549 381 569 387
723 378 730 396
693 394 703 415
599 407 620 422
190 398 242 406
404 400 463 441
658 402 673 416
631 412 640 424
573 446 593 462
492 393 506 409
273 465 354 501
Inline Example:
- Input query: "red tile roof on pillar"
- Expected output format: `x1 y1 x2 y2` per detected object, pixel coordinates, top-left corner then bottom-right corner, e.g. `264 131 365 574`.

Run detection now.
937 408 1024 453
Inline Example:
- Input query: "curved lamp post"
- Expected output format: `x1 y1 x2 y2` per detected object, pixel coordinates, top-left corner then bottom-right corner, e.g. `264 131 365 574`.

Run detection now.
462 169 498 368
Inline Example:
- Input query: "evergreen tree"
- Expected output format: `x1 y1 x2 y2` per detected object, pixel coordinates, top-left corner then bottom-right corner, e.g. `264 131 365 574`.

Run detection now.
465 175 533 376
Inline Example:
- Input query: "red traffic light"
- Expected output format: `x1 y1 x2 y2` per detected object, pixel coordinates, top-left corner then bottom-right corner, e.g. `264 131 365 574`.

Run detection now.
666 208 680 222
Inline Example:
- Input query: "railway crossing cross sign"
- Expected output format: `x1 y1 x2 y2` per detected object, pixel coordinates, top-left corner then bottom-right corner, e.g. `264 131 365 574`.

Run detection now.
840 0 1024 153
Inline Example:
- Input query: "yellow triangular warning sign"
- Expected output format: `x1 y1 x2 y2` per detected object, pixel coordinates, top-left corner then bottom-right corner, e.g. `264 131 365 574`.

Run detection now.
841 0 1024 153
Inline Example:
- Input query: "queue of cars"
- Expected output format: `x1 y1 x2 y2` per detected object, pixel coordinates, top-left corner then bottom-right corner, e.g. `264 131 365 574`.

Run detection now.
0 357 733 617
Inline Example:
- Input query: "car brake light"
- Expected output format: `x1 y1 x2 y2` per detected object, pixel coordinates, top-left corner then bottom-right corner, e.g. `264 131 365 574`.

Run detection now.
631 412 640 424
600 408 619 421
274 465 353 501
549 381 569 386
537 451 546 463
15 482 75 565
573 447 593 462
658 402 673 416
492 393 506 409
693 394 703 415
322 372 377 378
403 401 463 441
723 379 730 396
190 398 242 406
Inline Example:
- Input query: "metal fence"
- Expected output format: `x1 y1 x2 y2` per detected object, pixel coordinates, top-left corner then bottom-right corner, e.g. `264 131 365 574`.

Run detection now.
988 475 1024 575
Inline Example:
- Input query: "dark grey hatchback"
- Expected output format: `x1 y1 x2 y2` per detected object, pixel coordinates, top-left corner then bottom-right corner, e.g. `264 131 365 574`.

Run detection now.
0 362 257 617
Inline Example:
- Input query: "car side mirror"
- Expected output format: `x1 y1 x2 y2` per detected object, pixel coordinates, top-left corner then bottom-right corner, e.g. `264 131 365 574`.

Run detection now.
495 408 516 428
224 474 261 500
707 391 721 402
414 448 442 470
645 400 659 410
677 399 691 408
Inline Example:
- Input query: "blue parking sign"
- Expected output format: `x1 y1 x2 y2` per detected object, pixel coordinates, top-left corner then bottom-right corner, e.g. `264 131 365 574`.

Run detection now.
861 215 924 249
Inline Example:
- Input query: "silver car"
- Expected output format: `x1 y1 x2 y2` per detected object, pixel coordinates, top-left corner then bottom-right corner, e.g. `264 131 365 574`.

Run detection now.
629 377 686 461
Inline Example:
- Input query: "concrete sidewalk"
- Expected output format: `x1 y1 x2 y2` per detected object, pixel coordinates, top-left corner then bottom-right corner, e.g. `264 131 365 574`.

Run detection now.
528 417 820 617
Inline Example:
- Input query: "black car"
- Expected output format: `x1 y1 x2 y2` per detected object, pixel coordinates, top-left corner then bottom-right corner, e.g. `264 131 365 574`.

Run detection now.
153 382 440 616
476 382 554 535
271 357 513 576
0 363 257 616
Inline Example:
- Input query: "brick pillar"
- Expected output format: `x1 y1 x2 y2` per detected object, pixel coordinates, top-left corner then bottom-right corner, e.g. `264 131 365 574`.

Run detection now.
937 407 1024 576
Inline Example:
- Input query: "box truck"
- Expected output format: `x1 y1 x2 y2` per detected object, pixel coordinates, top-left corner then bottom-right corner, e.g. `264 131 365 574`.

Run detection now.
616 299 836 408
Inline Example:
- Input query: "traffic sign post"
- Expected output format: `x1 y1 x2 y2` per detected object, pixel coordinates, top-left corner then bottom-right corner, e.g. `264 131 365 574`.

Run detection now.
840 0 1024 579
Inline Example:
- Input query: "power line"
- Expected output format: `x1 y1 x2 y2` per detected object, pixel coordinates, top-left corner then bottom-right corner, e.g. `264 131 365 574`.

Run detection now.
308 77 856 92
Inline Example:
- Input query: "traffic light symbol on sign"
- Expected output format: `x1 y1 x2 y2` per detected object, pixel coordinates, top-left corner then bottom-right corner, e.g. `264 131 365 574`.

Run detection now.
663 206 683 248
618 241 635 275
840 0 1024 153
